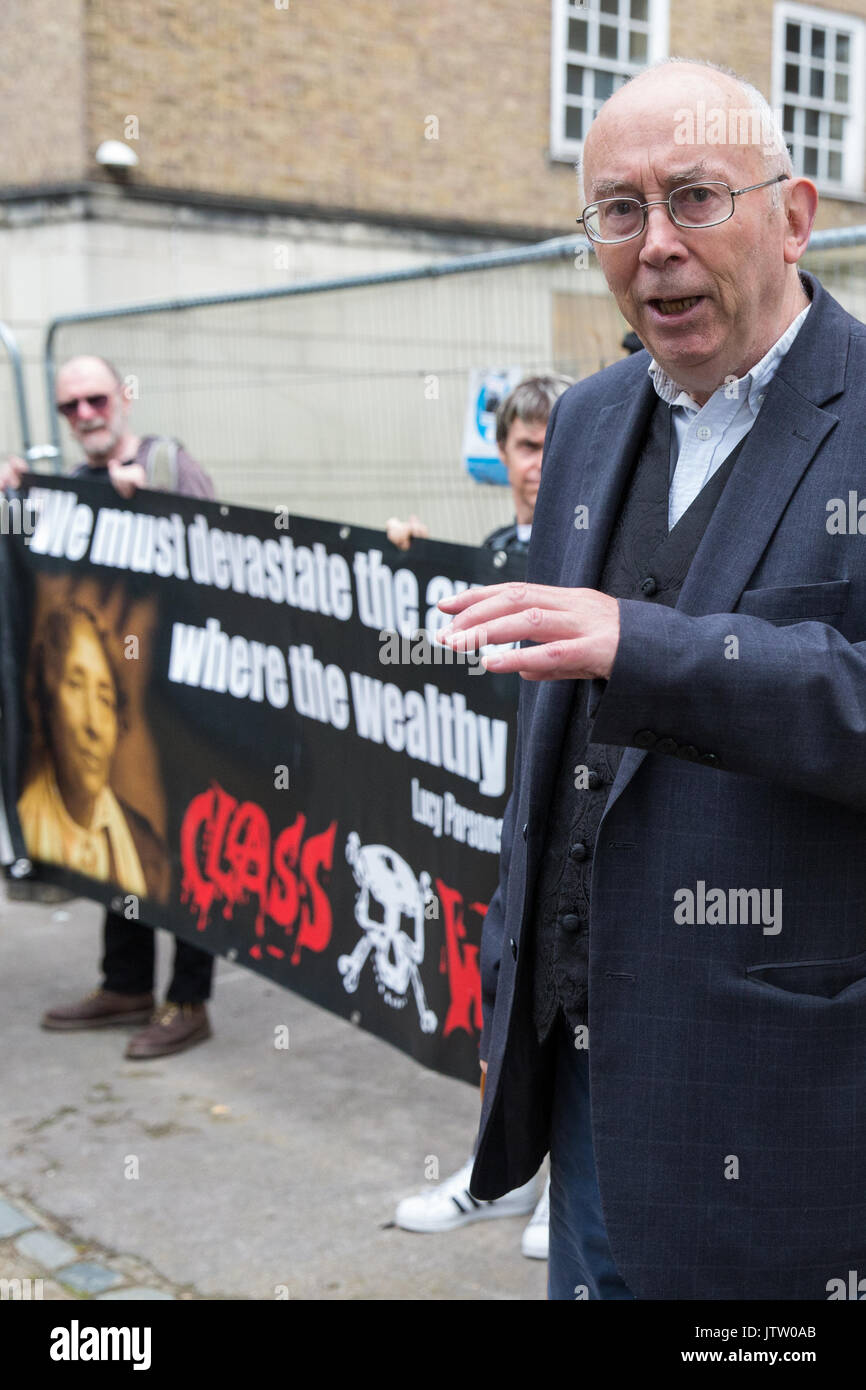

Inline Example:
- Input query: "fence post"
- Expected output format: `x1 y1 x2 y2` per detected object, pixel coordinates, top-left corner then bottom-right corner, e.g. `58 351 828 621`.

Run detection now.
0 320 32 458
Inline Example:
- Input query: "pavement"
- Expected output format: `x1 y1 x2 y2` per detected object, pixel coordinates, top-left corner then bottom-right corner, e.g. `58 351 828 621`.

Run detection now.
0 884 547 1301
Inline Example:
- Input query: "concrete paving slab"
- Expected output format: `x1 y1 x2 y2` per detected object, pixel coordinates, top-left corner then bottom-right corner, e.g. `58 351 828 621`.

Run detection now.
0 885 546 1300
14 1228 78 1269
0 1198 35 1238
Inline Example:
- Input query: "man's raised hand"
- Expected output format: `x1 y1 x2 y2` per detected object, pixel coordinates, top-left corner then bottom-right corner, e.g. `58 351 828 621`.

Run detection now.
437 581 620 682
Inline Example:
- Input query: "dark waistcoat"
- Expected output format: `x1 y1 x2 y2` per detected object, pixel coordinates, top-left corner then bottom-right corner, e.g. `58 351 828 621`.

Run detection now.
530 394 750 1041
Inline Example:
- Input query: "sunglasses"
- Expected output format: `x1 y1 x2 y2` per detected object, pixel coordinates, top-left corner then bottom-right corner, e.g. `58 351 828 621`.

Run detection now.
56 393 112 418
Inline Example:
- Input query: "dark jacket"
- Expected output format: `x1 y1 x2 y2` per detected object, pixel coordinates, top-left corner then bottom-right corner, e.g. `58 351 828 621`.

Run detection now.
472 271 866 1300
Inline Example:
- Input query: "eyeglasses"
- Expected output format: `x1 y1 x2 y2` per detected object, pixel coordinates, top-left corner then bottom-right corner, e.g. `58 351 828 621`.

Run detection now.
56 393 112 418
577 174 790 245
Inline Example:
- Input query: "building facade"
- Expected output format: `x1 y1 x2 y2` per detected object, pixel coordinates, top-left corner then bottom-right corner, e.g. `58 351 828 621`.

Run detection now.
1 0 864 509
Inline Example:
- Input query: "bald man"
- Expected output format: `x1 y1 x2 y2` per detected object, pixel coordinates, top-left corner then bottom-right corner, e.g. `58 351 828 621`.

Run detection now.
2 355 217 1058
439 58 866 1300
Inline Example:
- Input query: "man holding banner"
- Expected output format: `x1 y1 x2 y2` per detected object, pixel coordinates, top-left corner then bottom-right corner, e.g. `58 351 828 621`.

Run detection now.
2 354 218 1059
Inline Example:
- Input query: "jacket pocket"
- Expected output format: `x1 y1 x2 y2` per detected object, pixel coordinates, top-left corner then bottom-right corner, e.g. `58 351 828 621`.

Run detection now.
746 947 866 1000
736 579 850 625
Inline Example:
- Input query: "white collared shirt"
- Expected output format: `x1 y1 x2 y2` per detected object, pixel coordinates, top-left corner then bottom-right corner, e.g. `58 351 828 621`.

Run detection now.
648 303 811 529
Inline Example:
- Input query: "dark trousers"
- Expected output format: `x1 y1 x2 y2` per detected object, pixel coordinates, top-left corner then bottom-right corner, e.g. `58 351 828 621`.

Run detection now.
547 1017 635 1301
101 910 214 1005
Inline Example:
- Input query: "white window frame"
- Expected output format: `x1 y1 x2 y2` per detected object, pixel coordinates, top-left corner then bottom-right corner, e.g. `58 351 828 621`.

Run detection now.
772 1 865 197
549 0 669 163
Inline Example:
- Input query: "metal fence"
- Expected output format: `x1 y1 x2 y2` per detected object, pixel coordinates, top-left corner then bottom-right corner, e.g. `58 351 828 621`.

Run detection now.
0 321 32 462
43 224 866 546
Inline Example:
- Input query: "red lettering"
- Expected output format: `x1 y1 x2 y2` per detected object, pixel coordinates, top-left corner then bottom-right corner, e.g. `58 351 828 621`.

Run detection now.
179 782 336 963
221 802 271 935
436 879 483 1037
267 814 305 928
294 821 337 962
180 788 220 930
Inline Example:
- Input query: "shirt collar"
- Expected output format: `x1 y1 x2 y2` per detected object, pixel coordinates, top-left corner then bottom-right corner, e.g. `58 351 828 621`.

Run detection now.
647 301 811 416
46 762 114 837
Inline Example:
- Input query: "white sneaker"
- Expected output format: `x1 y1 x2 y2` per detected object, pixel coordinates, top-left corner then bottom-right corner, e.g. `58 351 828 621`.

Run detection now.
520 1176 550 1259
395 1157 542 1233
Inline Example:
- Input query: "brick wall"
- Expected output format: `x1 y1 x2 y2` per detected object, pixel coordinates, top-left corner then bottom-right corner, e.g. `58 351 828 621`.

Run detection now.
0 0 87 185
5 1 866 234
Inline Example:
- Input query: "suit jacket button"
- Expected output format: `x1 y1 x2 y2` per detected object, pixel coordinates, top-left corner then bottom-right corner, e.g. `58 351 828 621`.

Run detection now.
522 822 528 841
699 752 720 767
639 575 658 596
655 737 677 755
569 841 589 861
634 729 656 749
587 770 603 788
509 937 518 960
677 744 700 761
561 913 581 932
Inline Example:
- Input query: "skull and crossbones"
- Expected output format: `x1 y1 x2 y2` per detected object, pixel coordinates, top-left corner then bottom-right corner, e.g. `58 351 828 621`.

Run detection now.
339 832 437 1033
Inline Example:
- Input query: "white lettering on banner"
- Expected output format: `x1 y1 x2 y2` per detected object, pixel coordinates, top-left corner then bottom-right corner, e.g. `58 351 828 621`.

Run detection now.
423 574 471 633
411 777 444 836
167 619 289 709
91 508 189 577
26 496 507 652
352 549 419 632
410 779 502 850
287 644 350 728
27 489 94 561
350 674 507 797
188 516 353 618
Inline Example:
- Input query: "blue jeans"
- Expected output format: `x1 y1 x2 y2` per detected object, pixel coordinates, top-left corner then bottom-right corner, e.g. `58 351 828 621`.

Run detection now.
547 1017 635 1300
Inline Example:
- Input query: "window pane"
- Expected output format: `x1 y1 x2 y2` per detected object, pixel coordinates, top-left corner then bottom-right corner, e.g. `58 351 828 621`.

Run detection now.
803 145 818 176
601 0 618 12
599 24 618 58
830 112 844 140
809 67 824 98
631 0 648 19
629 30 647 62
785 63 800 93
783 104 796 133
810 28 826 59
804 108 820 136
835 71 849 102
836 33 850 64
566 64 584 95
565 106 583 141
568 18 588 52
594 69 615 100
828 149 843 180
786 22 800 53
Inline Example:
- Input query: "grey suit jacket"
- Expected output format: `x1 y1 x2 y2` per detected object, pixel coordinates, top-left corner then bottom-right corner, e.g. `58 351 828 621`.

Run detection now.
472 271 866 1300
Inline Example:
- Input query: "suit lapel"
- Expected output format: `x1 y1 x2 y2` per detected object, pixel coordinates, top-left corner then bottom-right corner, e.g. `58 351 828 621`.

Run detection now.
600 276 848 820
525 377 657 819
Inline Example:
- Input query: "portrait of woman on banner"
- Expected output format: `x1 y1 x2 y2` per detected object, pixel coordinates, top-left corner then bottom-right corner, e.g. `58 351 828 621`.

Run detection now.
17 602 169 903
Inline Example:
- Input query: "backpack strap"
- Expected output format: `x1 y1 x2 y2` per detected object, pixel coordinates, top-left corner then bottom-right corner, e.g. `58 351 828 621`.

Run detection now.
145 437 179 492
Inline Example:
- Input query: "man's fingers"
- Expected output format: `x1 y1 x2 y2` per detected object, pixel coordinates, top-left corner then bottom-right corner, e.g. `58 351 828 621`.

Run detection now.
0 455 28 490
438 582 592 635
482 639 597 678
108 461 147 497
442 608 584 652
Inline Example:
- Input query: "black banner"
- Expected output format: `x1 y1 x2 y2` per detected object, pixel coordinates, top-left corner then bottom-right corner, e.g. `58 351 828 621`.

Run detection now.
0 476 522 1083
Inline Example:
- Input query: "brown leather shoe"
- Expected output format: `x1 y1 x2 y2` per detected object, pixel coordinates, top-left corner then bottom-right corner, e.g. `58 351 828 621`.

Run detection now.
125 1002 212 1060
41 988 155 1031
